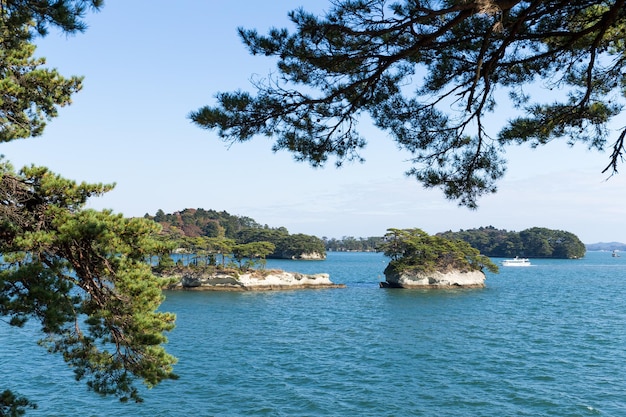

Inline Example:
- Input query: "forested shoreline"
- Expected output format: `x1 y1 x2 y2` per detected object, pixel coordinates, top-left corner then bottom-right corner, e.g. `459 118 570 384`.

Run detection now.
437 227 586 259
146 210 591 260
144 208 326 260
324 227 589 259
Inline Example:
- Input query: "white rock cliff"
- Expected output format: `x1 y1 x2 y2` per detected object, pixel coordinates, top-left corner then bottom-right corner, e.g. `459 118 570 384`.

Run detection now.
381 269 486 288
164 269 344 291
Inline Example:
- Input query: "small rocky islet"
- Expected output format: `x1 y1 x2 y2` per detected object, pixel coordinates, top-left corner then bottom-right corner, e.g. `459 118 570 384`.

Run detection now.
161 268 345 291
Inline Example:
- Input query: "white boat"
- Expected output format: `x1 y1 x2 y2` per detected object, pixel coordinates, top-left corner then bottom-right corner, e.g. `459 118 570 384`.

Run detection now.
501 256 531 267
612 250 620 258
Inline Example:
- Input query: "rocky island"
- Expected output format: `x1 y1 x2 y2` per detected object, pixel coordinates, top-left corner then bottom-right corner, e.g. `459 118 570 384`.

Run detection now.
378 228 498 289
162 268 344 291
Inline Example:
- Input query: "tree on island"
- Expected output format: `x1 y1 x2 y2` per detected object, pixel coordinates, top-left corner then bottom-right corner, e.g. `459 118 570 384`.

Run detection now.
232 241 276 270
190 0 626 208
0 1 177 414
378 228 499 277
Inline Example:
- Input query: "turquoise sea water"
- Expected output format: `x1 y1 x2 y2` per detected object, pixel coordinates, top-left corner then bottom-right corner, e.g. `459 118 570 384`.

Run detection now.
2 251 626 416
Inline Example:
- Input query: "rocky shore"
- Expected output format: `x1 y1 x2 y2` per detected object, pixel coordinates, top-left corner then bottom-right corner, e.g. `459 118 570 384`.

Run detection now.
163 269 345 291
271 252 326 260
380 269 486 289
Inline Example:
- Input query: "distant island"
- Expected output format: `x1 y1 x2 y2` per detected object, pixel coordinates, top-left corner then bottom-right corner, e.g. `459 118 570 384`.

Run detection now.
323 236 383 252
437 226 586 259
143 209 597 291
585 242 626 251
144 209 593 262
144 208 326 261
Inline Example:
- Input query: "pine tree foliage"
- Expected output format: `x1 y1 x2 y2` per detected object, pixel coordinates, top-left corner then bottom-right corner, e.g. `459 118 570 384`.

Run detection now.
191 0 626 207
1 0 177 412
0 161 178 403
0 389 36 416
0 0 103 37
0 0 103 142
0 22 82 141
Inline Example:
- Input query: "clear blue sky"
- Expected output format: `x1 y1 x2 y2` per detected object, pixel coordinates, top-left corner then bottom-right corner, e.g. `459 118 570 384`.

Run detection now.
3 1 625 243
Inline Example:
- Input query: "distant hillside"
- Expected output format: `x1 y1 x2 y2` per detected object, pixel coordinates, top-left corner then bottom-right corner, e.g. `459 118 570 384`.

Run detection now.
437 226 586 259
585 242 626 251
144 208 262 239
143 208 326 259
